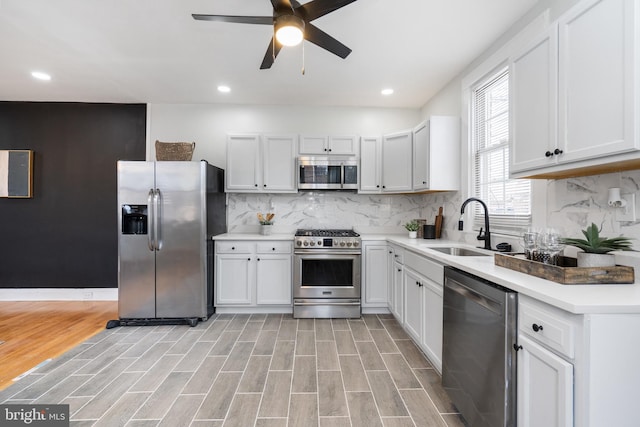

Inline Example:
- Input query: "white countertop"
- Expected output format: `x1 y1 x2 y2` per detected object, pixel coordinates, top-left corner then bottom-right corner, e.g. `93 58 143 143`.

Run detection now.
382 236 640 315
213 233 294 241
213 232 640 314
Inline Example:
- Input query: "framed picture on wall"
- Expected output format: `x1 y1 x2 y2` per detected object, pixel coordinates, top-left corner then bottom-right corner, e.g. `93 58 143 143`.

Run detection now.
0 150 34 198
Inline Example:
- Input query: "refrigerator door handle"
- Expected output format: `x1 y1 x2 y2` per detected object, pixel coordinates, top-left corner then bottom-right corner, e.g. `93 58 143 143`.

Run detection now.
147 189 155 251
155 188 163 251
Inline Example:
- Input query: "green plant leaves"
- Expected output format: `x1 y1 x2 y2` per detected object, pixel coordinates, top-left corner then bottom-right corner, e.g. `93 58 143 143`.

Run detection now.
560 222 635 253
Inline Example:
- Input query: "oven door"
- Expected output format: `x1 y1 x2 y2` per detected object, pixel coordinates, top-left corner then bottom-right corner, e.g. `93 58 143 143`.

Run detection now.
293 251 361 299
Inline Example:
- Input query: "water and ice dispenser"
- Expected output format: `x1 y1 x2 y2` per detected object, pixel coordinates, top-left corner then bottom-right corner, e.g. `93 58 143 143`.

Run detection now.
122 204 148 235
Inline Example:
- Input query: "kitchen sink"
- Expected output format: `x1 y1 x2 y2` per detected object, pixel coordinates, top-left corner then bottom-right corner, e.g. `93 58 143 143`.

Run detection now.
423 246 492 257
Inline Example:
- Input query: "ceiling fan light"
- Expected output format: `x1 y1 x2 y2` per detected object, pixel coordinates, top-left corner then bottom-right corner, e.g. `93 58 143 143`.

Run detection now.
275 15 305 47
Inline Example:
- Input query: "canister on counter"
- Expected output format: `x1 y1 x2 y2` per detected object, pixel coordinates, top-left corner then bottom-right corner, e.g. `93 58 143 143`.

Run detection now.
415 219 427 238
423 224 436 239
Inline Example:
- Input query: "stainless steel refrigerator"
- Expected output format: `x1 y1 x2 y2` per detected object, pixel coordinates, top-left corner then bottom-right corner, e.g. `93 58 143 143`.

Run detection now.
116 160 226 326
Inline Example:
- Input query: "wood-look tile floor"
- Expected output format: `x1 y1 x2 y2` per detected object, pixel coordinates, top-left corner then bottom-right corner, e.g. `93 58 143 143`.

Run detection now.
0 313 465 427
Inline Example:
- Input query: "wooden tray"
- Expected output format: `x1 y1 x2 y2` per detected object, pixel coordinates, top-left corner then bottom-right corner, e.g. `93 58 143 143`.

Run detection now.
494 253 635 284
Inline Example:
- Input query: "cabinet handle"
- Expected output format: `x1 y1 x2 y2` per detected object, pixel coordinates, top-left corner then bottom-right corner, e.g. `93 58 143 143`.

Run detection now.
231 246 235 250
272 247 276 251
513 344 523 352
254 183 258 187
382 185 386 189
257 258 260 261
389 251 393 254
545 151 554 157
263 184 267 187
532 323 544 332
324 148 328 151
394 254 399 258
554 148 563 155
328 148 332 152
247 258 251 261
376 185 380 188
397 268 402 272
422 181 426 184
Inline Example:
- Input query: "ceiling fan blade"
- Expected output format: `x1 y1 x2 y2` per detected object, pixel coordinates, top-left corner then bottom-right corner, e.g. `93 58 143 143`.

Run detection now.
304 23 351 59
271 0 293 10
192 14 273 25
299 0 358 21
260 37 283 69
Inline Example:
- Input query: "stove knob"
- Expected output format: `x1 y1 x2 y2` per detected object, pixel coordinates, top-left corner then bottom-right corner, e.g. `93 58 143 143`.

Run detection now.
296 241 302 246
318 240 323 246
347 242 353 247
310 241 315 246
303 241 309 246
354 241 359 247
340 241 346 247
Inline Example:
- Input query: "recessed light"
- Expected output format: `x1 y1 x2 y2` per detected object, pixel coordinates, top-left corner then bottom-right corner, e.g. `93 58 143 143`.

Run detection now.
31 71 51 81
217 85 231 93
381 88 394 96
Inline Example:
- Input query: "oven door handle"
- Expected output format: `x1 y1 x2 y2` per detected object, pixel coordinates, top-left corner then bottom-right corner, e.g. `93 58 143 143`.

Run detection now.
294 250 361 255
294 301 361 306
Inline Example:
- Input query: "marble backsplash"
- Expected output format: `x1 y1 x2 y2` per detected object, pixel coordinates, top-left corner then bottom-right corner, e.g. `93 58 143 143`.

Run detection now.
228 169 640 255
228 191 438 234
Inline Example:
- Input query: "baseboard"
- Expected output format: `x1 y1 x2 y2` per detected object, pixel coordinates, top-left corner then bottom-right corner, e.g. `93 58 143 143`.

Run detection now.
0 288 118 301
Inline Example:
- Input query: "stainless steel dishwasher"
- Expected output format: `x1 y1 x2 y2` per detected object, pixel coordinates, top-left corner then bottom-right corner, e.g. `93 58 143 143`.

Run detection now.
442 266 517 427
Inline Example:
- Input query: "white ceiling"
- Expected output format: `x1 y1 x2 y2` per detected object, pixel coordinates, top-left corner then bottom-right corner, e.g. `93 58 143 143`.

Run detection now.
0 0 538 108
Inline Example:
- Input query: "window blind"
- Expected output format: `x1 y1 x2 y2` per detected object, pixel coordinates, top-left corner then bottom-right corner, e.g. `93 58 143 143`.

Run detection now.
472 68 531 235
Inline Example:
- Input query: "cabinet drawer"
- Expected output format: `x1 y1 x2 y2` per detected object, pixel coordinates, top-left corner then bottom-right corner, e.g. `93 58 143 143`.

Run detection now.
216 241 253 254
257 241 292 254
519 298 576 359
404 251 444 285
390 245 405 264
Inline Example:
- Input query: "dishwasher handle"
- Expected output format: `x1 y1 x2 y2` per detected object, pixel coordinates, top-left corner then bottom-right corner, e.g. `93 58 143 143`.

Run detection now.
446 278 502 315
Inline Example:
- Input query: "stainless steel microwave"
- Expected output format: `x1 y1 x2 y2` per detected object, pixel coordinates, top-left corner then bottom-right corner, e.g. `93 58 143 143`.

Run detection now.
297 156 359 190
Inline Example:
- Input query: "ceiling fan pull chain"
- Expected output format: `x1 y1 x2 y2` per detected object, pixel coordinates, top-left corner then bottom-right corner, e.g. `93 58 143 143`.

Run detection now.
302 42 305 75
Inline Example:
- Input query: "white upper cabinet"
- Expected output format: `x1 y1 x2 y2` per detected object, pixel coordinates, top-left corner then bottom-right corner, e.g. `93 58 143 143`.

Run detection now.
412 117 460 192
226 134 297 193
262 135 297 192
558 0 638 162
381 130 413 192
359 136 382 193
226 134 261 192
299 135 358 155
510 0 639 178
510 27 559 173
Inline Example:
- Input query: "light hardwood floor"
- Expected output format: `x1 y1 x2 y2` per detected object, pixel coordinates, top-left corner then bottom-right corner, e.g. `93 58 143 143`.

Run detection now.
0 301 117 390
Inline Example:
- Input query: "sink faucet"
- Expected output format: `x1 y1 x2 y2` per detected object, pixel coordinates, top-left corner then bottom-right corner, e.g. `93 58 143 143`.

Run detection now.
459 197 492 250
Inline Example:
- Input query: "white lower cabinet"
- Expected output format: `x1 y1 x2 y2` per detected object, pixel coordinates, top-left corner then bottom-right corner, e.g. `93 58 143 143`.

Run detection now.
215 240 292 308
402 251 444 373
517 335 574 427
362 242 390 310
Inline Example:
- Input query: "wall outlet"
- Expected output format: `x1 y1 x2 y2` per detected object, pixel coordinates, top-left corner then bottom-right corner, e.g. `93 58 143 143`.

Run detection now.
616 194 636 222
82 291 93 300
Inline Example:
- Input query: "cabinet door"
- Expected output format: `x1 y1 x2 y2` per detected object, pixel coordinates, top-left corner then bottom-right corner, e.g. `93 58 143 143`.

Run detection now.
216 255 253 305
422 279 443 373
510 27 558 174
329 136 357 155
382 131 413 192
558 0 639 163
517 335 573 427
412 121 429 190
226 134 261 191
256 255 292 305
392 261 404 324
262 135 297 192
359 136 382 193
299 135 328 154
403 268 423 342
363 244 389 306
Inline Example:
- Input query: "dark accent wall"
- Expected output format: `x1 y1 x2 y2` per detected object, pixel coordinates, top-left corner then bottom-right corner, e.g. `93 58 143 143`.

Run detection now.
0 102 146 288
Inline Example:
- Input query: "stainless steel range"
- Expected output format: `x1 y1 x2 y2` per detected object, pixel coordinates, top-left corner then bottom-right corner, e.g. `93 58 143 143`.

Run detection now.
293 229 361 318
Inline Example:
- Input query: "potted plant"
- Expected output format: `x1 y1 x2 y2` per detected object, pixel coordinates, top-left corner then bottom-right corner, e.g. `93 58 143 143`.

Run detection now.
404 220 420 239
560 223 635 267
257 212 275 235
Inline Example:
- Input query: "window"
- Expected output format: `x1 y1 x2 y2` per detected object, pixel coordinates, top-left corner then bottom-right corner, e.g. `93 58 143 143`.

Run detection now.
472 67 531 234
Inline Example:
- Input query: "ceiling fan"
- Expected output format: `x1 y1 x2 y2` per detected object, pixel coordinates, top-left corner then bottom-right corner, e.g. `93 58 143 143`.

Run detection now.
192 0 358 70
